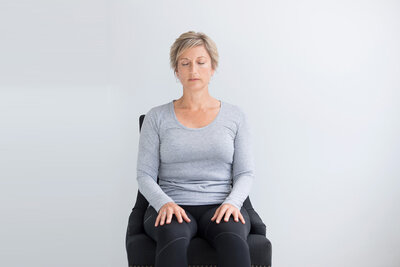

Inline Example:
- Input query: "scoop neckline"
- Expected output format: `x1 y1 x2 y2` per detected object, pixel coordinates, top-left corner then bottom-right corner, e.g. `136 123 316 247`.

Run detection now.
170 99 223 131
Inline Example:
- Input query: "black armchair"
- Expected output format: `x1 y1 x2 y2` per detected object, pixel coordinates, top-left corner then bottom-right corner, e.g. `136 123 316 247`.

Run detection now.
125 114 272 267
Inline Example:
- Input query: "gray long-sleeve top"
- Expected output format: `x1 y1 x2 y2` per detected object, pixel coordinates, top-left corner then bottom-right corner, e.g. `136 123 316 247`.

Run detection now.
136 99 256 212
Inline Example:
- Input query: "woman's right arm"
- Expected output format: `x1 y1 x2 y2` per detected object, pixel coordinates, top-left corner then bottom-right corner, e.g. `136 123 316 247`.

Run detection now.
136 108 175 212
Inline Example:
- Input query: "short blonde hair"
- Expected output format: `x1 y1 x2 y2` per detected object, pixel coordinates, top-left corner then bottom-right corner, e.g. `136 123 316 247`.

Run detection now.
170 31 219 76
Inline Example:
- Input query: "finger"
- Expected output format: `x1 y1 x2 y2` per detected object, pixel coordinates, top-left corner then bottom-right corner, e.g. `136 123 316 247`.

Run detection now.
160 211 167 226
181 210 191 223
211 207 220 221
212 207 222 221
166 210 173 224
224 209 233 222
216 206 228 224
175 210 183 223
211 210 219 222
234 211 239 222
239 213 246 224
155 214 160 227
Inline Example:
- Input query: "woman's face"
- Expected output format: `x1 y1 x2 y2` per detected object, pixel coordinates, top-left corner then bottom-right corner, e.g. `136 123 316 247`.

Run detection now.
175 45 215 91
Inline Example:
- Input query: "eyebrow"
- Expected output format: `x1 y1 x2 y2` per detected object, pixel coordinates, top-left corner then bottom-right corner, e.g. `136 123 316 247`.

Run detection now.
180 56 207 60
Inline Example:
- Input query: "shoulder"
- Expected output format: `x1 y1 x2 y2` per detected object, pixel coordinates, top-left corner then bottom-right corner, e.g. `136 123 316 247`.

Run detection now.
222 100 246 114
142 101 171 128
145 101 170 118
221 100 248 125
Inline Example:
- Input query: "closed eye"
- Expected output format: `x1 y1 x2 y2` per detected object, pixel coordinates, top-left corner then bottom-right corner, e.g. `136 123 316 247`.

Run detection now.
182 62 205 66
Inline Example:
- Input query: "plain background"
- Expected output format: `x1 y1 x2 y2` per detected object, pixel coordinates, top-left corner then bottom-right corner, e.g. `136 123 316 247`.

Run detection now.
1 1 399 266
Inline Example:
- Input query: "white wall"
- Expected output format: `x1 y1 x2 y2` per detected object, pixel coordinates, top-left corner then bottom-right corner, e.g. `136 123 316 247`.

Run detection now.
1 1 399 266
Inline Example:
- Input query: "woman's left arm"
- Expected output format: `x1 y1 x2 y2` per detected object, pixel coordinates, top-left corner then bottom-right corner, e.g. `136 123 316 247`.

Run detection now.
212 108 256 224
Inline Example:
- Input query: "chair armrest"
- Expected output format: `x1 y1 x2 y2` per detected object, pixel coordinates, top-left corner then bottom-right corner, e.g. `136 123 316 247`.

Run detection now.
126 207 146 236
243 197 267 236
126 190 149 239
247 208 267 236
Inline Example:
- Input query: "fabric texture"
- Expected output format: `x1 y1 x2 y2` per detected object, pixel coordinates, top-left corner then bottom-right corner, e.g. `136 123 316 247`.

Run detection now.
136 99 256 212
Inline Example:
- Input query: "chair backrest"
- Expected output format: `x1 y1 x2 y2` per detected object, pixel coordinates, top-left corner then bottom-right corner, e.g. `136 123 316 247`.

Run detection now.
136 114 255 211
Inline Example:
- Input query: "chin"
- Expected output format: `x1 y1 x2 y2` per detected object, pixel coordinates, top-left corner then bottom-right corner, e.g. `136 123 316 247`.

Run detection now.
185 84 204 90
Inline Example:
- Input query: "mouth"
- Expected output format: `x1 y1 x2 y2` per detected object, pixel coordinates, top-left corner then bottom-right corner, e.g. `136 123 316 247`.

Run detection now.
189 79 200 81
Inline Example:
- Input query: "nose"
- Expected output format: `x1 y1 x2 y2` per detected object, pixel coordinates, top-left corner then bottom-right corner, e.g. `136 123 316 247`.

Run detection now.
189 62 198 74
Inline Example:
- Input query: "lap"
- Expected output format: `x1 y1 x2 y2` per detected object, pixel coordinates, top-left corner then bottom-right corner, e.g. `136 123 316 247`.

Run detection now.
143 204 251 245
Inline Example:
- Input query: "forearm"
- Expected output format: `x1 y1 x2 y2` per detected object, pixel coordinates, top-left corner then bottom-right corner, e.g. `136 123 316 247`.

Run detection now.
222 174 254 209
137 174 174 212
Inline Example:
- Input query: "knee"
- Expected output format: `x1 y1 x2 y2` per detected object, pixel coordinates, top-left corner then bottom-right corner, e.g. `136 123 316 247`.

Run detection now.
205 219 249 242
213 231 249 249
156 219 196 242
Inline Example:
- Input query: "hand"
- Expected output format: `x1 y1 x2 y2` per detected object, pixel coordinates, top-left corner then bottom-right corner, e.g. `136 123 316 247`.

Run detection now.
155 202 191 227
211 203 246 224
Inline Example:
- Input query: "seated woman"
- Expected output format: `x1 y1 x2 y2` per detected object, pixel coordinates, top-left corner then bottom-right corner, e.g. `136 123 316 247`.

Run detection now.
136 30 256 267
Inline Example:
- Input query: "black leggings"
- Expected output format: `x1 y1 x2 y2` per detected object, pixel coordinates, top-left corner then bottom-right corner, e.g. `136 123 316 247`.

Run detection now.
143 203 251 267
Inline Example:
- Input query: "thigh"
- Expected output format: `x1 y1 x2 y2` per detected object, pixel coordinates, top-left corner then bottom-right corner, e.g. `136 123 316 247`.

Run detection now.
197 205 251 245
143 205 198 243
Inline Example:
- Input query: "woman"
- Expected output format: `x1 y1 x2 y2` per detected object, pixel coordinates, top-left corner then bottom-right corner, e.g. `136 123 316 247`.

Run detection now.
136 31 256 267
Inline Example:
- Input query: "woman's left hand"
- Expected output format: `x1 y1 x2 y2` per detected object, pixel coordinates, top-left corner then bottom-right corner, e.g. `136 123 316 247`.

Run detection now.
211 203 246 224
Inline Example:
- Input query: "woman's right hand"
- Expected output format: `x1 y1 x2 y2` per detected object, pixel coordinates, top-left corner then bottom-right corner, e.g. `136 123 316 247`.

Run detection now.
155 202 191 227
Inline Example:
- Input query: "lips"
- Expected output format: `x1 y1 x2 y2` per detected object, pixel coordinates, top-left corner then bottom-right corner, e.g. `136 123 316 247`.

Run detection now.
189 79 199 81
